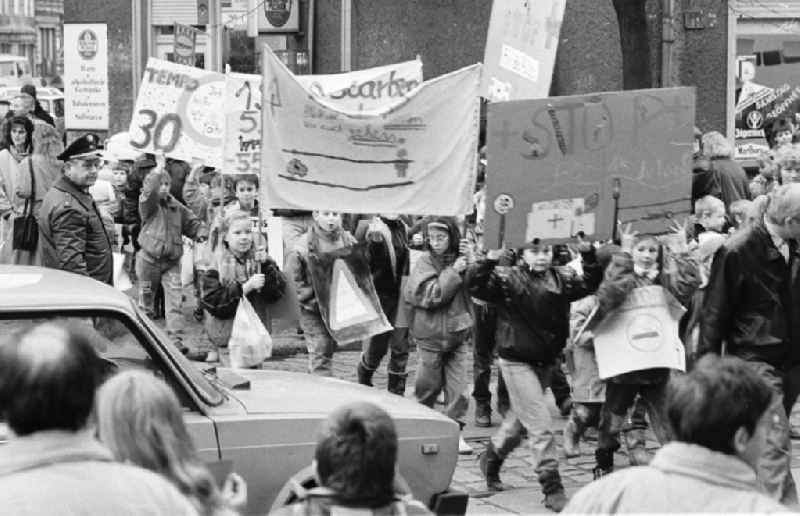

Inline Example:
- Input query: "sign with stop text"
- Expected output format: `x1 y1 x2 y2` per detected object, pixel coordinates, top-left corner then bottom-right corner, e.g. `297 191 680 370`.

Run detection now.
261 48 480 215
222 59 423 175
129 58 224 168
485 87 695 245
591 286 686 379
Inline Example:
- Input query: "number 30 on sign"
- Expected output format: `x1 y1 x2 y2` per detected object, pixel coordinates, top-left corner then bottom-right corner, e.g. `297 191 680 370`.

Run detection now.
130 109 182 153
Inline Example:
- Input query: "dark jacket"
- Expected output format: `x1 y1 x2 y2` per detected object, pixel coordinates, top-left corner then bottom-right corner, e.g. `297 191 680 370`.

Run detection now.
38 175 113 284
693 156 751 212
32 102 55 127
355 217 410 316
699 223 800 368
468 249 602 365
137 171 207 263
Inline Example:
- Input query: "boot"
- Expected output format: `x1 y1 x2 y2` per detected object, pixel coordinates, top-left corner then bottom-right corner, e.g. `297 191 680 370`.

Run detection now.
475 402 492 427
356 358 374 387
478 442 507 491
592 448 614 480
539 471 568 513
562 416 581 458
387 371 407 396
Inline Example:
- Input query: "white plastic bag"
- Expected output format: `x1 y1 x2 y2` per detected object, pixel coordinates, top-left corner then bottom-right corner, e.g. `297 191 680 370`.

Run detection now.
229 297 272 368
112 252 133 292
181 238 195 287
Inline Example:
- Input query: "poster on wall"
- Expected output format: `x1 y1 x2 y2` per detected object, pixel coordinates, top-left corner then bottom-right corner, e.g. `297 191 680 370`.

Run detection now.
256 0 300 32
260 47 481 216
481 0 566 102
173 23 198 67
128 58 224 168
63 23 109 130
485 87 695 246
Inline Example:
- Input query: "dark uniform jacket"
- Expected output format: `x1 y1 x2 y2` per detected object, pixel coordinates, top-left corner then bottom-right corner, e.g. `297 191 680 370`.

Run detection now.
38 175 113 284
699 223 800 368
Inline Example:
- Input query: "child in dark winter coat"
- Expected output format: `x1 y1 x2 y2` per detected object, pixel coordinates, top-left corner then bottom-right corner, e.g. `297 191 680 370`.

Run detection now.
591 227 700 479
468 237 602 512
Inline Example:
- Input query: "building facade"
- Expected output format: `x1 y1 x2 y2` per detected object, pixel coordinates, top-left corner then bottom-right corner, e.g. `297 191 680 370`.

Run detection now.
0 0 36 69
35 0 63 78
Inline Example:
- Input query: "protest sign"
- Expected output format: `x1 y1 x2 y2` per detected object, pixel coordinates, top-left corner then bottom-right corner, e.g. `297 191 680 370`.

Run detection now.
223 60 423 175
588 286 686 379
307 243 392 345
64 23 109 130
481 0 565 101
129 58 224 168
485 87 695 246
261 48 480 216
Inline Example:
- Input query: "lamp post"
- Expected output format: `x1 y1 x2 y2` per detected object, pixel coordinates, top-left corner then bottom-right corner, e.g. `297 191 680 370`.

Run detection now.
611 177 621 242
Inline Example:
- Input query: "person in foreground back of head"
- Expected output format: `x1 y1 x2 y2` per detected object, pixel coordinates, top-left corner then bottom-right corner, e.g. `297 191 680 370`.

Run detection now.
271 402 431 516
563 355 793 514
96 370 245 515
0 322 198 516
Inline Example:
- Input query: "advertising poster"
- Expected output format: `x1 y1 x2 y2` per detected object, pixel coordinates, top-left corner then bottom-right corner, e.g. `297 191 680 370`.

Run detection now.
63 23 109 130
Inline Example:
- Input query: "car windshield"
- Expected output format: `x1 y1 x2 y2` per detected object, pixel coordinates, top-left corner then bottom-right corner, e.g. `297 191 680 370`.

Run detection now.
0 310 224 407
53 98 63 117
0 63 16 77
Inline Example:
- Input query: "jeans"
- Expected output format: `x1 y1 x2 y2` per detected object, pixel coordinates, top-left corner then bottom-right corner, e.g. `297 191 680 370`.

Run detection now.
136 256 184 344
747 361 798 505
414 339 470 426
472 302 509 412
598 381 671 452
299 308 336 376
362 326 410 376
492 359 560 485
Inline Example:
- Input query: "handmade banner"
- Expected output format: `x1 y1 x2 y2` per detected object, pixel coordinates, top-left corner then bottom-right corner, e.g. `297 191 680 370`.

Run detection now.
64 23 109 130
307 243 392 345
481 0 565 102
590 286 686 379
485 87 695 245
223 60 422 176
129 58 224 168
261 48 481 216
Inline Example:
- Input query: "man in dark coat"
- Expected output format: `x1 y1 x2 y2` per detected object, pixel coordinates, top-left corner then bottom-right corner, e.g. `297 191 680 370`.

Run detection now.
699 183 800 505
38 134 113 284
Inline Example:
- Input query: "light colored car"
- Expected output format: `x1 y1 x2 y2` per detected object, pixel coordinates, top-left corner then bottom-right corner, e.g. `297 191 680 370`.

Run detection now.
0 55 33 89
0 266 465 515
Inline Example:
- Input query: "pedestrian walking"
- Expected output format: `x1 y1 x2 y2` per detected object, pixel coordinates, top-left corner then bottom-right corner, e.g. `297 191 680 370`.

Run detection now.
0 114 32 263
38 133 113 284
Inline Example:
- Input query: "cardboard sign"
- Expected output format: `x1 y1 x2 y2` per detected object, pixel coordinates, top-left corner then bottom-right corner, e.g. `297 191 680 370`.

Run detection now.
481 0 565 101
173 23 198 67
261 48 481 216
129 58 224 168
590 286 686 379
64 23 109 130
307 243 392 345
223 60 423 175
485 87 695 246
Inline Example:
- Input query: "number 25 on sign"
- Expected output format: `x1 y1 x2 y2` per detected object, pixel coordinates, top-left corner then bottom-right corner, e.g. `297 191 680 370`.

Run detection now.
130 109 183 153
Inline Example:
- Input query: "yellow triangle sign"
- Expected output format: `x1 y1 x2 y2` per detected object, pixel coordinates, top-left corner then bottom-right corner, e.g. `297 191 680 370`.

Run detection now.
329 259 378 331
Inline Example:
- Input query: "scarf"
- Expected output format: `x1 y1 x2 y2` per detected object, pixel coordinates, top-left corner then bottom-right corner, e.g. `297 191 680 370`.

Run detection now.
633 265 659 281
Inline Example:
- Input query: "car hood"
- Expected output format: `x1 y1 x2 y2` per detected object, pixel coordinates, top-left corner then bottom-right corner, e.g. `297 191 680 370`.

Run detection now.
219 368 453 422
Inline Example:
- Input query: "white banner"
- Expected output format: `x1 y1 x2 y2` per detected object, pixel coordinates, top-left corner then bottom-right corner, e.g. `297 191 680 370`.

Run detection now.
223 59 423 175
592 286 686 379
64 23 109 130
261 49 480 216
129 58 225 168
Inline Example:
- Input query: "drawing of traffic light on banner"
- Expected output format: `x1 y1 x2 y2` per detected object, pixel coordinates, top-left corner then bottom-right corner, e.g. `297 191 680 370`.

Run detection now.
307 243 392 345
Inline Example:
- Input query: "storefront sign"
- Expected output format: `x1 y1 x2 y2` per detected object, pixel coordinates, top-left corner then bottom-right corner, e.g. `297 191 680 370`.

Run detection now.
173 23 198 67
589 286 686 379
261 48 480 216
223 59 423 175
63 23 109 130
129 58 224 168
482 0 565 101
485 87 695 245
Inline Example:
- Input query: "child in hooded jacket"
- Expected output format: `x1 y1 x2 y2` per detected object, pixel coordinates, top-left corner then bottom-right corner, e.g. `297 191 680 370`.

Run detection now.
404 217 474 451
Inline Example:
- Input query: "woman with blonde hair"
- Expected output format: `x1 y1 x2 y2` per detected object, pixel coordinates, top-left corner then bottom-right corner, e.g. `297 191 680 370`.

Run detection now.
96 370 246 516
698 130 751 211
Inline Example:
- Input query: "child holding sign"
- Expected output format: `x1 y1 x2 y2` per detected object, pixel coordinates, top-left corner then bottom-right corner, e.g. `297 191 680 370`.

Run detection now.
591 224 700 479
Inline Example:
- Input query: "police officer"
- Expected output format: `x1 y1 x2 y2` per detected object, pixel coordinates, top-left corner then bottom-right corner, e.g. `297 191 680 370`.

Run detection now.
38 133 113 284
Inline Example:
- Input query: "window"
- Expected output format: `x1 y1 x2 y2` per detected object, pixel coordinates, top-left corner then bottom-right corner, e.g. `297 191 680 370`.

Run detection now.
762 50 782 66
53 98 63 117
